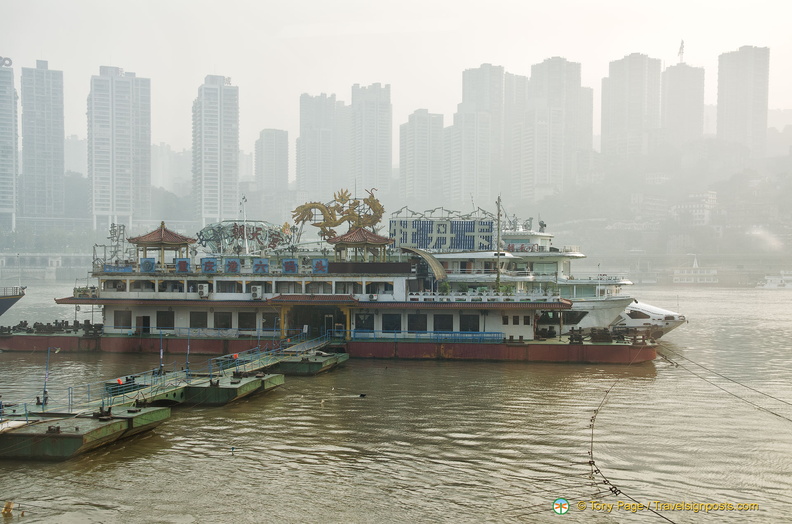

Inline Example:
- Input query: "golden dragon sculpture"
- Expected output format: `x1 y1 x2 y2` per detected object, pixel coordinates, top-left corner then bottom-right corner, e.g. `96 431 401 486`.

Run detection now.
292 188 385 239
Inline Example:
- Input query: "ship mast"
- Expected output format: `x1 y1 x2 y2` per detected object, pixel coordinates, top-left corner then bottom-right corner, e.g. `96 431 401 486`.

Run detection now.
495 196 501 292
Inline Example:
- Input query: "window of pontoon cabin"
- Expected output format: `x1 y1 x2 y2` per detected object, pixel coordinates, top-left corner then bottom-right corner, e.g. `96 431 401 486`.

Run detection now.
130 280 155 291
247 282 273 293
216 281 242 293
306 282 331 294
407 313 427 332
459 314 479 332
335 282 353 294
156 311 175 330
158 280 183 292
190 282 211 293
365 281 394 294
238 312 256 330
626 310 651 320
355 313 374 331
261 312 279 331
114 310 132 329
276 281 299 293
533 263 557 276
214 312 232 329
382 313 401 332
105 279 125 291
190 311 208 328
433 314 453 332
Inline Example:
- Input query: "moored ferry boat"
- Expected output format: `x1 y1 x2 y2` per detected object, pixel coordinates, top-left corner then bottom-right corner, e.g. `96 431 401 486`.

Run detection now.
0 286 25 317
391 205 684 339
0 192 656 364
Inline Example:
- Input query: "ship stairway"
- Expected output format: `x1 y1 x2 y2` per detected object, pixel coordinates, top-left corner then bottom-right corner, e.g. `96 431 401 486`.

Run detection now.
281 334 331 356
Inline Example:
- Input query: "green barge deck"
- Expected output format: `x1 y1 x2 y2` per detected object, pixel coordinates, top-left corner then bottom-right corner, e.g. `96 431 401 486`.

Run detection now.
0 406 170 461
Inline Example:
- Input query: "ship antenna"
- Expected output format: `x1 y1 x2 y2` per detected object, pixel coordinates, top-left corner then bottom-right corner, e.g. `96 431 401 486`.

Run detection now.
495 196 502 292
239 195 249 255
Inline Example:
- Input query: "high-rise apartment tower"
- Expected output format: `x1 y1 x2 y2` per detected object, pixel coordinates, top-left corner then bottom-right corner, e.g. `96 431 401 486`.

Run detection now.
87 66 151 230
192 75 239 226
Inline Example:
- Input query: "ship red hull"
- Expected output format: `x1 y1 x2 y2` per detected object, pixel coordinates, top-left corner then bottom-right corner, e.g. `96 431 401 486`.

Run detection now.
0 334 264 355
0 334 655 364
346 341 655 364
0 334 101 353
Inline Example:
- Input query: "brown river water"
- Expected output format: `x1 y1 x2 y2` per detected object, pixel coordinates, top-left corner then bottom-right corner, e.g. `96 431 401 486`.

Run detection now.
0 282 790 522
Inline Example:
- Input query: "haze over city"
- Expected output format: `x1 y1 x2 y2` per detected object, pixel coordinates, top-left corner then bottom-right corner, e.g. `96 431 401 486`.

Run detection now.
3 0 792 286
6 4 792 519
5 0 792 151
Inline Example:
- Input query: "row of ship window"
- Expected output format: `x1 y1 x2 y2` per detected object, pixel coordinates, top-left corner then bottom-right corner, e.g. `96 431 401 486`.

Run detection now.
111 309 590 332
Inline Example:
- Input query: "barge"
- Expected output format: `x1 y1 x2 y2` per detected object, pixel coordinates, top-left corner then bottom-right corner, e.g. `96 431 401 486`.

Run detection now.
0 191 657 364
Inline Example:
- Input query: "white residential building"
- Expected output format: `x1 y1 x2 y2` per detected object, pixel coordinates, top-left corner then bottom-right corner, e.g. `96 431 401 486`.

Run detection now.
661 62 705 148
0 64 17 230
524 57 593 199
296 93 349 201
443 110 491 205
192 75 239 226
400 109 443 202
20 60 64 218
351 83 391 193
717 46 770 158
255 129 289 194
601 53 662 166
87 66 151 230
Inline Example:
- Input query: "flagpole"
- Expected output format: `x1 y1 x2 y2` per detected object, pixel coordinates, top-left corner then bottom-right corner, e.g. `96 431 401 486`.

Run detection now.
43 347 60 409
186 329 191 382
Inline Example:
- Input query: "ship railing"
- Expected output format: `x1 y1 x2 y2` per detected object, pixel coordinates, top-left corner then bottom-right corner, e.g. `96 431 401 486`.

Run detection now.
281 332 308 346
17 359 196 414
444 269 560 278
407 290 555 302
6 339 307 416
280 333 332 355
446 268 500 275
206 340 288 379
572 273 630 281
125 327 303 339
444 268 547 277
203 333 330 378
345 329 503 344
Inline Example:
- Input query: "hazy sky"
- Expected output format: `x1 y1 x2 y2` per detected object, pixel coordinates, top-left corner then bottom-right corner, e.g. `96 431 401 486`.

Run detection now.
5 0 791 153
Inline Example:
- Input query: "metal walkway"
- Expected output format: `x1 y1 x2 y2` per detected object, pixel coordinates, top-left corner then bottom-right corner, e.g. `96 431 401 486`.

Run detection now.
1 334 332 418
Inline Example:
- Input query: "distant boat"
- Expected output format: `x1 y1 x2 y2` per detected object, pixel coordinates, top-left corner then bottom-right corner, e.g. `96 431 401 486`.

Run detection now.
0 286 25 317
756 272 792 289
671 255 719 285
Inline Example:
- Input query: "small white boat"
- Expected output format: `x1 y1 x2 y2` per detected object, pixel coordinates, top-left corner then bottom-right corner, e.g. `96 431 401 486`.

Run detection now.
612 301 687 339
756 272 792 289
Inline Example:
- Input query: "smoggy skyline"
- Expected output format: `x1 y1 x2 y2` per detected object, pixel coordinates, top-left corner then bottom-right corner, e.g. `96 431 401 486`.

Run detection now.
4 0 791 152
